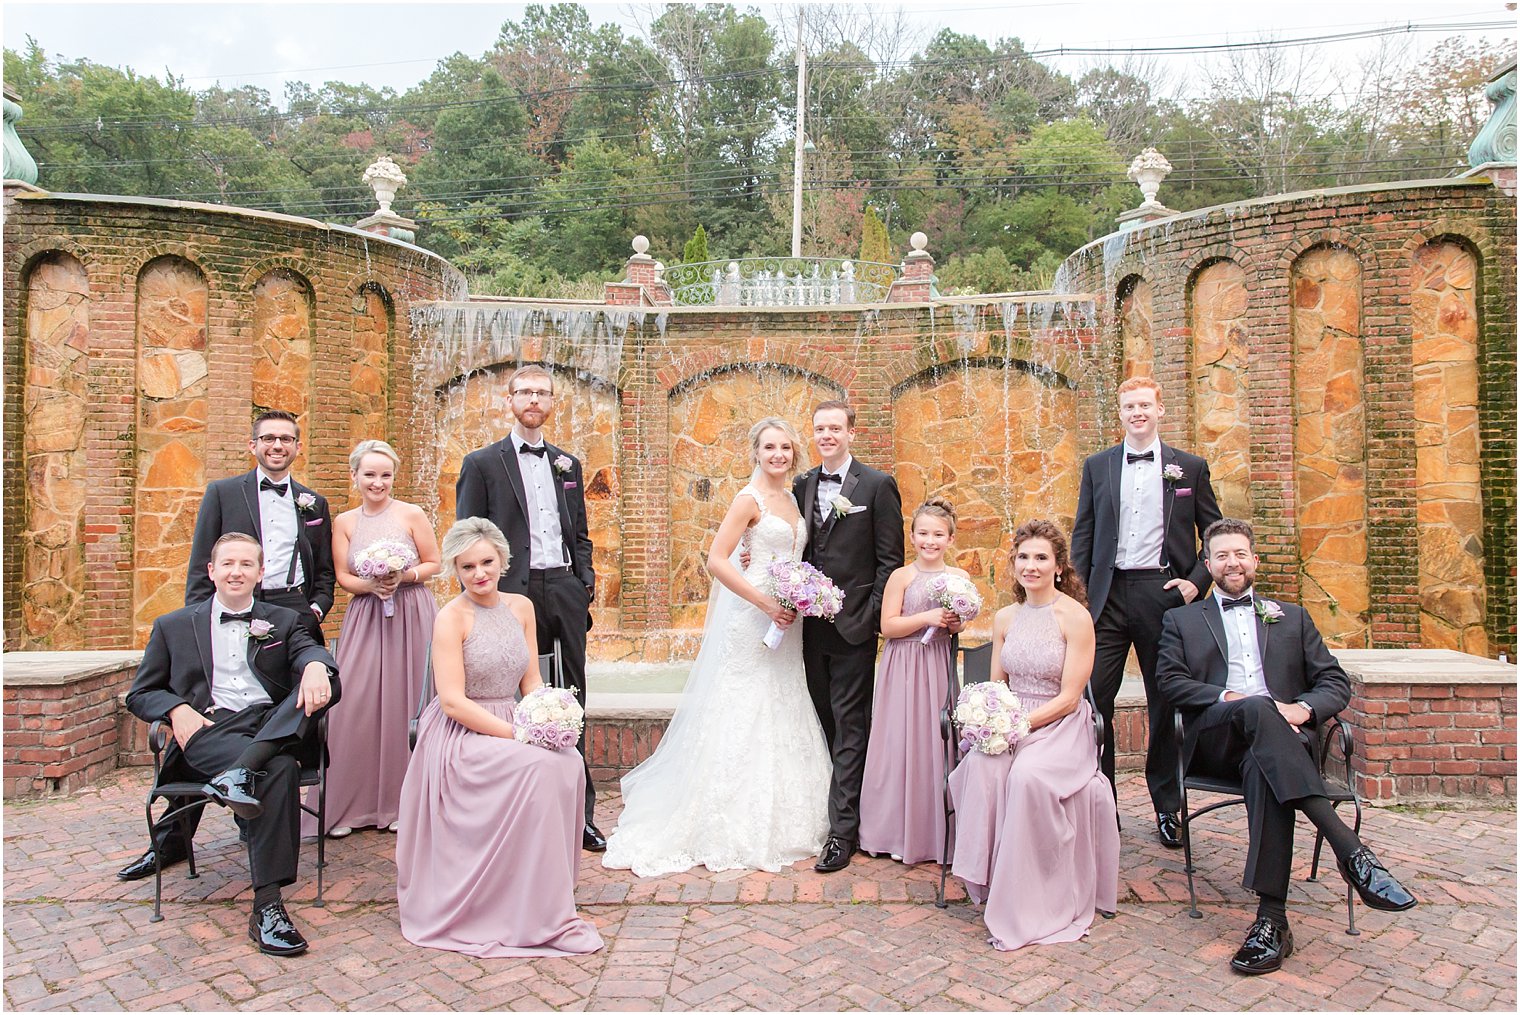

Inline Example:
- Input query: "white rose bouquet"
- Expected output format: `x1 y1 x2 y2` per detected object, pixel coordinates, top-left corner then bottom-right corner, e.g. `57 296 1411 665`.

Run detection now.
512 686 584 750
954 681 1030 756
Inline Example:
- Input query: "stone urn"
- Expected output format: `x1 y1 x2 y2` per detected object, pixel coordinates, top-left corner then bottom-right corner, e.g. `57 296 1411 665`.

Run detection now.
362 156 407 215
1127 147 1173 207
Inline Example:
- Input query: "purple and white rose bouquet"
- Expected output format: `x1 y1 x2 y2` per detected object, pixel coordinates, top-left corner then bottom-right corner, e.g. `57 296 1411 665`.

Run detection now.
352 538 418 617
954 681 1030 756
761 560 844 650
921 572 983 644
512 686 584 750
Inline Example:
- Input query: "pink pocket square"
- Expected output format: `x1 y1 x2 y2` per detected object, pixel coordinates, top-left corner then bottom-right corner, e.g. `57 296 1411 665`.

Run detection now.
304 518 324 526
563 481 578 489
1177 487 1194 497
259 640 284 651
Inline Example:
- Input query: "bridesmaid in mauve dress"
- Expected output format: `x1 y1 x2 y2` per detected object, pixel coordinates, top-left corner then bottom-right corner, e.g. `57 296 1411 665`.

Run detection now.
308 440 439 838
949 519 1119 951
396 518 603 957
859 499 968 864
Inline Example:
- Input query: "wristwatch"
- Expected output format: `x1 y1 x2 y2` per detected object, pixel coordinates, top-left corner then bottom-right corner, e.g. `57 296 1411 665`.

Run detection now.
1297 700 1315 724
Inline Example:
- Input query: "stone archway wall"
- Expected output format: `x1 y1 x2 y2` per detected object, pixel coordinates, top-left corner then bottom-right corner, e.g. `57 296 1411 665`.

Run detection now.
19 252 90 648
1411 240 1487 653
1191 260 1253 520
351 283 391 449
133 256 209 645
251 268 314 480
1117 275 1154 381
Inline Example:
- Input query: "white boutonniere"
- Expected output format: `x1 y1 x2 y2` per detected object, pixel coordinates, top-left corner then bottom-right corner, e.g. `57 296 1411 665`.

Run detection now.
1255 599 1284 624
553 454 573 475
248 618 275 641
830 494 854 520
295 491 317 514
1163 463 1185 484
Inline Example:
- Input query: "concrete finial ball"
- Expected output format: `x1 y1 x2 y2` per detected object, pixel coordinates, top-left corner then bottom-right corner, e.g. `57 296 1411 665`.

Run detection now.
910 231 928 252
632 235 650 255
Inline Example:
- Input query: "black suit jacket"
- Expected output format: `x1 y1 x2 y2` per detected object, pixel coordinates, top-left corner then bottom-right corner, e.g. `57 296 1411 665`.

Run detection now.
1156 594 1351 769
455 437 595 595
126 599 339 735
793 459 904 645
184 470 336 615
1070 442 1222 618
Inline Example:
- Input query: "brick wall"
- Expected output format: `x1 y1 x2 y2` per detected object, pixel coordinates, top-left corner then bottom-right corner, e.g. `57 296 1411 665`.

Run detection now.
1351 679 1517 802
2 658 139 796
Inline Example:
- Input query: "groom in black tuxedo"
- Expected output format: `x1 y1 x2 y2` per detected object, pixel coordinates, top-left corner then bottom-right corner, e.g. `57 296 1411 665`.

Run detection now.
185 410 335 645
122 532 339 956
794 400 904 873
1158 518 1416 974
454 363 604 850
1071 376 1221 847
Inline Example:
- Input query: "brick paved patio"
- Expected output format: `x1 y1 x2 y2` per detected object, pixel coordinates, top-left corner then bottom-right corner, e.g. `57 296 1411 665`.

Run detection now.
3 770 1514 1011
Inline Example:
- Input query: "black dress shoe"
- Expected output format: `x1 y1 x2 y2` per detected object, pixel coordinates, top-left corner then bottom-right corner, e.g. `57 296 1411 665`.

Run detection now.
814 835 854 873
582 822 607 852
1230 917 1293 975
116 847 186 882
1338 847 1418 912
248 900 308 956
204 767 263 820
1156 811 1183 849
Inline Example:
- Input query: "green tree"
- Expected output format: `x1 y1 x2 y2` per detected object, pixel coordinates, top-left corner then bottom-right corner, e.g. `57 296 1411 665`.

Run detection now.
859 205 891 264
682 224 710 264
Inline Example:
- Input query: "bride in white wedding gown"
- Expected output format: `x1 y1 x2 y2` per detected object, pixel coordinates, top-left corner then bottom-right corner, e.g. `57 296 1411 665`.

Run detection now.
602 417 831 877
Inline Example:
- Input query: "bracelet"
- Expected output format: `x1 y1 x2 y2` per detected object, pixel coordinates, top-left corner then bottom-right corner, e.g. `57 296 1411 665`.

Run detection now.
408 568 418 584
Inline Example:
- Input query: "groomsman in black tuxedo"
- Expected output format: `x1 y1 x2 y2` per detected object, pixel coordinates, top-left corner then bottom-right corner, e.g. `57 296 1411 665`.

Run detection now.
1071 376 1221 847
121 532 340 955
1158 519 1416 975
794 400 904 873
185 410 335 646
454 363 604 851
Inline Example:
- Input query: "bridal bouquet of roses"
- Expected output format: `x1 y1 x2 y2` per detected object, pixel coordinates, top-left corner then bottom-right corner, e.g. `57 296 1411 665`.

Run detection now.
921 572 983 644
352 539 418 618
761 560 844 650
513 686 585 750
954 681 1030 756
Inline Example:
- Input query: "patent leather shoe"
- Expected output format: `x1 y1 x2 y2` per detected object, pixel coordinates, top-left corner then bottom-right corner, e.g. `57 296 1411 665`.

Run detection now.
1230 917 1292 975
1156 811 1183 849
582 822 607 852
1339 847 1417 912
248 900 308 956
116 846 186 882
204 767 263 820
814 835 854 873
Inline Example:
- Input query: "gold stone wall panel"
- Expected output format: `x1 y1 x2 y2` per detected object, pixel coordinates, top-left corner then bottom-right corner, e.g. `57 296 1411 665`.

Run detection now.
893 363 1080 625
250 268 313 485
1412 241 1487 653
1292 246 1368 648
134 257 209 646
351 284 391 448
1191 260 1253 518
1118 276 1153 381
20 252 90 647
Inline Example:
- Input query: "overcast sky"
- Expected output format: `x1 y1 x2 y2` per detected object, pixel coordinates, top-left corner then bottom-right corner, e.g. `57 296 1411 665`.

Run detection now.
4 0 1515 102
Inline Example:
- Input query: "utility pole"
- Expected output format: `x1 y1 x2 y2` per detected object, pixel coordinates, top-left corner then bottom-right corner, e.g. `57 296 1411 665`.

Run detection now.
790 7 806 259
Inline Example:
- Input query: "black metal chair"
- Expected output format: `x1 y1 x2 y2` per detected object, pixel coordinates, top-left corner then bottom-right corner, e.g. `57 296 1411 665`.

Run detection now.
409 638 564 750
143 715 329 922
1174 707 1363 934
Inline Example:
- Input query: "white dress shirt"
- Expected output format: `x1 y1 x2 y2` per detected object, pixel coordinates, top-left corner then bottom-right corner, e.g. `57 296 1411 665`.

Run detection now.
209 597 274 712
1115 440 1164 570
511 433 569 569
1216 589 1270 700
815 455 854 529
256 468 304 590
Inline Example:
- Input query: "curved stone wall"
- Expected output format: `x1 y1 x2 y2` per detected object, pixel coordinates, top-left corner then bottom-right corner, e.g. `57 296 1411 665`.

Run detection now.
1056 177 1516 656
2 190 464 649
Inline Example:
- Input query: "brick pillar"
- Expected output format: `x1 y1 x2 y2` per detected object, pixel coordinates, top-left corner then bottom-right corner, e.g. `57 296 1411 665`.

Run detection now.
604 235 673 307
616 327 668 629
888 232 934 302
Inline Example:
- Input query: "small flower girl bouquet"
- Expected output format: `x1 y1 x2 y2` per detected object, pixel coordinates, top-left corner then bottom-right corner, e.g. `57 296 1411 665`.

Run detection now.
954 681 1030 756
513 686 585 750
352 539 418 617
921 572 983 644
761 560 845 650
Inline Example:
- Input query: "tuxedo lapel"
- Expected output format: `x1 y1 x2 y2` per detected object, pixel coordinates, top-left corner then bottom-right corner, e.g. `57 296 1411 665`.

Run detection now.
1255 599 1270 667
1161 442 1177 537
1106 444 1123 529
801 470 819 542
191 599 214 686
290 479 315 590
239 471 264 540
495 440 530 521
545 442 576 562
245 602 285 697
1201 595 1228 663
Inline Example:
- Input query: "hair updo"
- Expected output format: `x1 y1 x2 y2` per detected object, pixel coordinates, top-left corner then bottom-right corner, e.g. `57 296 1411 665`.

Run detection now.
912 497 958 537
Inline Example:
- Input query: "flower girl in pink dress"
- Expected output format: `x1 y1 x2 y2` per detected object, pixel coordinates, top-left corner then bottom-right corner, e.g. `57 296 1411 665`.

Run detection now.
858 499 971 864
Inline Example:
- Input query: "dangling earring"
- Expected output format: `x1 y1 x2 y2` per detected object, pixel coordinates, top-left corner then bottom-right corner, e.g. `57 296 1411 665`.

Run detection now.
1055 572 1062 584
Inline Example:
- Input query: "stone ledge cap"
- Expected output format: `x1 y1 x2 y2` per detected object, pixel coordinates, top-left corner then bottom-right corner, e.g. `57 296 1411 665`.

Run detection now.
1333 648 1516 686
3 651 144 687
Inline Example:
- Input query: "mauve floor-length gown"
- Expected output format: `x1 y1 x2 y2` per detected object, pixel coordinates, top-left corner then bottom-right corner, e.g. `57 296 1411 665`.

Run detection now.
305 503 435 835
395 596 603 957
949 599 1119 951
859 569 951 864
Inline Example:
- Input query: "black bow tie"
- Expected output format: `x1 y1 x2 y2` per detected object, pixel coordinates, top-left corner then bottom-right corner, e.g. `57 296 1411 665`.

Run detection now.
518 444 547 457
220 610 253 624
259 479 288 495
819 472 843 483
1126 450 1155 464
1221 595 1253 611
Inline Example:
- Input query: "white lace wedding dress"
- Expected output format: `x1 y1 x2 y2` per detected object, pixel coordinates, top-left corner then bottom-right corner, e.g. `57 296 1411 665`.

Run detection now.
602 485 831 877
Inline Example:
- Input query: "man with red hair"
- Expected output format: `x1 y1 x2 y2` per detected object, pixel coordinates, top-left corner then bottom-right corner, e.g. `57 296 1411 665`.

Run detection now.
1072 376 1221 847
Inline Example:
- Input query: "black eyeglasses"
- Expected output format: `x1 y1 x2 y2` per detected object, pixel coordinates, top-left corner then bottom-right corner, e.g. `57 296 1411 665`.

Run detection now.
255 434 298 446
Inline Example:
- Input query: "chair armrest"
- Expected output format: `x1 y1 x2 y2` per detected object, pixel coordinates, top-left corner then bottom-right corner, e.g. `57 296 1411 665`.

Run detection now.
1174 708 1187 790
148 719 170 754
1316 712 1356 788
